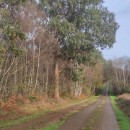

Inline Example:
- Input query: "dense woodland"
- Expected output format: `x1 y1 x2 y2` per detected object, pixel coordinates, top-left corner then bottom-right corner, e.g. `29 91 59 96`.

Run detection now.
104 57 130 95
0 0 123 101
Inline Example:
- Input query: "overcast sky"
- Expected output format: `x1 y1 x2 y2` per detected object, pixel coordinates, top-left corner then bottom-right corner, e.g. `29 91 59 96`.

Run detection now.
102 0 130 60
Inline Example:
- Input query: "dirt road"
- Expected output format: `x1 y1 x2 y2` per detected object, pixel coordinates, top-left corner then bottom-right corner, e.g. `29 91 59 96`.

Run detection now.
96 97 119 130
58 99 102 130
59 97 119 130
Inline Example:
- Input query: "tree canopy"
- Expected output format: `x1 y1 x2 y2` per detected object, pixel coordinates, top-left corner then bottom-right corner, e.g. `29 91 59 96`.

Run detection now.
40 0 119 64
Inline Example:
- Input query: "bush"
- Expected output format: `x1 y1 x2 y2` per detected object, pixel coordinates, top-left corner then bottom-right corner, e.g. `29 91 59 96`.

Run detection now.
28 96 38 102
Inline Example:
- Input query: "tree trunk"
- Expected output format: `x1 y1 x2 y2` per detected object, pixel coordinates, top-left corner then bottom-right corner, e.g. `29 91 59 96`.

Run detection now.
54 58 60 99
45 63 49 98
34 43 40 91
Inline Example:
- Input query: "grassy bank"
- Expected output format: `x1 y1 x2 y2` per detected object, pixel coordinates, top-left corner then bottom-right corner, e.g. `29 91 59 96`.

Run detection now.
38 121 64 130
0 110 49 128
0 96 98 129
110 96 130 130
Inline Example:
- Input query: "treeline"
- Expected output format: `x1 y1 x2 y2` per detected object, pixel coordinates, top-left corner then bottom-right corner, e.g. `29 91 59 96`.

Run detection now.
0 0 118 100
104 57 130 95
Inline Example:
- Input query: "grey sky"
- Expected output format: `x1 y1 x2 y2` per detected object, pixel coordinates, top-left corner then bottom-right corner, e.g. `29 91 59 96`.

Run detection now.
102 0 130 59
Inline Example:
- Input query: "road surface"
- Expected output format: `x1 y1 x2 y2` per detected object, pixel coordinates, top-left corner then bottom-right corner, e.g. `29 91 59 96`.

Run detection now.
59 97 119 130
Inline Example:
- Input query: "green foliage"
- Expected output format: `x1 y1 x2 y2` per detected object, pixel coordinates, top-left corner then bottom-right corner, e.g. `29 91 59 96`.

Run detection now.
83 87 93 96
1 0 26 6
0 0 26 59
40 0 119 65
64 67 83 82
4 25 26 56
0 43 6 64
28 96 38 102
5 25 26 41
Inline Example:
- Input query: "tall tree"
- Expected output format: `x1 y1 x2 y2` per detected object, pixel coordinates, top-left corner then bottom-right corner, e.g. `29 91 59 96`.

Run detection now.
39 0 119 99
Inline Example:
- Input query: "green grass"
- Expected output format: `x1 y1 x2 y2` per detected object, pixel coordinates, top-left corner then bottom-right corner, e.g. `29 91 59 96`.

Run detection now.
110 96 130 130
38 121 64 130
0 110 49 128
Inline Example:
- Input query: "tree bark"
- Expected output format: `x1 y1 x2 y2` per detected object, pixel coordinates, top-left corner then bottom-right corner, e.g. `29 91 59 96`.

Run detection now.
45 63 49 98
54 58 60 99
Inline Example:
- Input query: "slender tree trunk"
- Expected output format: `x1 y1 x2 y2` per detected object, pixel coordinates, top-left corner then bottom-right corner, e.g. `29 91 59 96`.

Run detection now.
34 43 40 91
122 68 126 89
54 58 60 99
45 63 49 98
1 57 15 85
42 67 45 93
30 39 35 94
25 48 28 84
114 68 119 82
14 58 17 84
0 55 9 82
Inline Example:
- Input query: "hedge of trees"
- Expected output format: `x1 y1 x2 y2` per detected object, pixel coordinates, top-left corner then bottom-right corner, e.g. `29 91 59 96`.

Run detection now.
104 57 130 95
0 0 118 100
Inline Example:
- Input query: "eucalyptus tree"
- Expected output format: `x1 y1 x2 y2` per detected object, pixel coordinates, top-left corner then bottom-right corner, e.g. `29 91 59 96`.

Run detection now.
37 0 118 99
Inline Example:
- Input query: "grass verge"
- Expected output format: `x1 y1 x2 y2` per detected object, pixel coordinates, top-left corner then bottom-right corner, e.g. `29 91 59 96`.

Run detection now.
0 110 49 128
0 97 96 129
0 96 99 129
110 96 130 130
38 121 64 130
